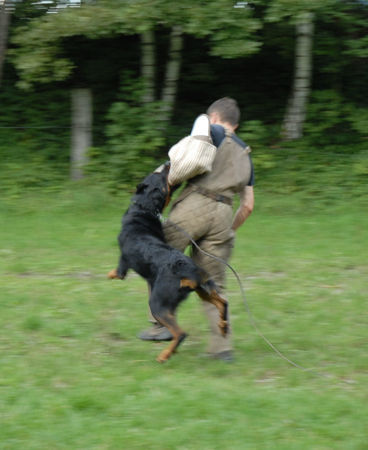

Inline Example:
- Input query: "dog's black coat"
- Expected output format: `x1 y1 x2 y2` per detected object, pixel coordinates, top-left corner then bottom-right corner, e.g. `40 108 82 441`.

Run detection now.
112 164 228 362
117 167 204 291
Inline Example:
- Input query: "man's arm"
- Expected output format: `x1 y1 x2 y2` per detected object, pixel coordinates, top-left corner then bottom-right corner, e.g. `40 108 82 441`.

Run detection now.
231 186 254 231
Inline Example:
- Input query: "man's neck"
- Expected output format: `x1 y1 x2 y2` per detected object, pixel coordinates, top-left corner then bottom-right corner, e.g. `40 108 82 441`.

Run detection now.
209 115 237 133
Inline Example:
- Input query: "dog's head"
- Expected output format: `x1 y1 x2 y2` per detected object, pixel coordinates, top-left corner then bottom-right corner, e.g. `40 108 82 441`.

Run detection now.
133 163 171 214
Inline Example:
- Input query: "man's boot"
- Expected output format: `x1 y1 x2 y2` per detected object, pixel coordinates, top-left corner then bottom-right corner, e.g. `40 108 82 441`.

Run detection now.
138 323 173 341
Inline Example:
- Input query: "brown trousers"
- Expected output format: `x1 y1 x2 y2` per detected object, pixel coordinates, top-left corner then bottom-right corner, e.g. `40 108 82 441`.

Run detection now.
150 191 235 354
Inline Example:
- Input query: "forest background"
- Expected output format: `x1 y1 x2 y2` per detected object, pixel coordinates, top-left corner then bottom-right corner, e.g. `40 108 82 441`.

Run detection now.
0 0 367 199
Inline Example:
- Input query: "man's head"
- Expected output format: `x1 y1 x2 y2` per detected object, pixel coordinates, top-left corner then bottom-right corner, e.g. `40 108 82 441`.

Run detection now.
207 97 240 132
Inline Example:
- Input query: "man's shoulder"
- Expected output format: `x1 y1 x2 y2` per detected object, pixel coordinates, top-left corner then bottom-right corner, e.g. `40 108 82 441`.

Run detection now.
230 133 247 150
210 124 226 147
210 124 248 149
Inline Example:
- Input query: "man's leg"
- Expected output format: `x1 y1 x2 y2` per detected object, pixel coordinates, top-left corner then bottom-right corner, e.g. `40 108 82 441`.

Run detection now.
190 200 235 360
165 196 234 360
192 233 234 358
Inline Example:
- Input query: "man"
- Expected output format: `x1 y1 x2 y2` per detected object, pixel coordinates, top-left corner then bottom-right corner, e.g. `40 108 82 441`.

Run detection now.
139 97 254 361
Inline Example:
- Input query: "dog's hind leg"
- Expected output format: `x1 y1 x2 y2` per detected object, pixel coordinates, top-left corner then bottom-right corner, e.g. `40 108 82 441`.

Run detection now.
149 293 187 363
196 281 228 337
155 314 187 363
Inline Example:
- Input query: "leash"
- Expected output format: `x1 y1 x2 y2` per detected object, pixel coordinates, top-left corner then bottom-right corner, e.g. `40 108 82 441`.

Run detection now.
162 216 332 379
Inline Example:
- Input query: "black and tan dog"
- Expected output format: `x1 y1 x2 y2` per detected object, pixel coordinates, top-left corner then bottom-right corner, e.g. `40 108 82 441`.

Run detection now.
108 164 228 363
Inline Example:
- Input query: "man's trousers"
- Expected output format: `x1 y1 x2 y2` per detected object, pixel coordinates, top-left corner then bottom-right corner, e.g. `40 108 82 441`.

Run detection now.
162 191 235 354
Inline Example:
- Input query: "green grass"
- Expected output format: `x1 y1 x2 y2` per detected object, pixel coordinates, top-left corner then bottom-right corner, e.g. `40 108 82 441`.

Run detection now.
0 187 367 449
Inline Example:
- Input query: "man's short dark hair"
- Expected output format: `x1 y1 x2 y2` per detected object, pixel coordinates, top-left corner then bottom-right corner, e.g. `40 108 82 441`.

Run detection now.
207 97 240 126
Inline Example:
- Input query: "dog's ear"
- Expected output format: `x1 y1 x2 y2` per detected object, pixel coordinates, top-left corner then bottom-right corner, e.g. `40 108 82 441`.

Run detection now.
135 182 148 194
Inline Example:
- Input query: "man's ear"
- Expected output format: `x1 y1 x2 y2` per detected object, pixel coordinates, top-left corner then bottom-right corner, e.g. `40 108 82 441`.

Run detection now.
209 112 220 124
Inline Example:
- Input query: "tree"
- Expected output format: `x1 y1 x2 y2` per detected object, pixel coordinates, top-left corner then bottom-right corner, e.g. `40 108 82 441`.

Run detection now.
136 26 184 129
160 25 183 125
264 1 321 140
10 2 113 179
140 30 155 104
265 0 368 140
0 2 11 86
70 88 92 180
282 11 314 140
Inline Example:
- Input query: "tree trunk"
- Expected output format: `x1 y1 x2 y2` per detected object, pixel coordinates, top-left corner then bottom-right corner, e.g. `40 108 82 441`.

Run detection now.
282 12 314 140
0 4 11 86
70 88 92 180
160 25 183 125
141 30 155 104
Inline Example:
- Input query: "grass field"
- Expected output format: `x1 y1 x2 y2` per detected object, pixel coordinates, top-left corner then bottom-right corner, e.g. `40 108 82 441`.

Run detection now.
0 187 367 449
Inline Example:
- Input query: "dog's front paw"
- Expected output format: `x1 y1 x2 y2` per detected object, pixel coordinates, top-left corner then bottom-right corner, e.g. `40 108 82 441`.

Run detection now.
107 269 123 279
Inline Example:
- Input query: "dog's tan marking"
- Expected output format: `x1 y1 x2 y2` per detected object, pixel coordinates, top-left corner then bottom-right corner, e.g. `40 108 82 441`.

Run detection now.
107 269 118 279
180 278 198 290
107 269 125 279
153 313 187 363
196 287 229 336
